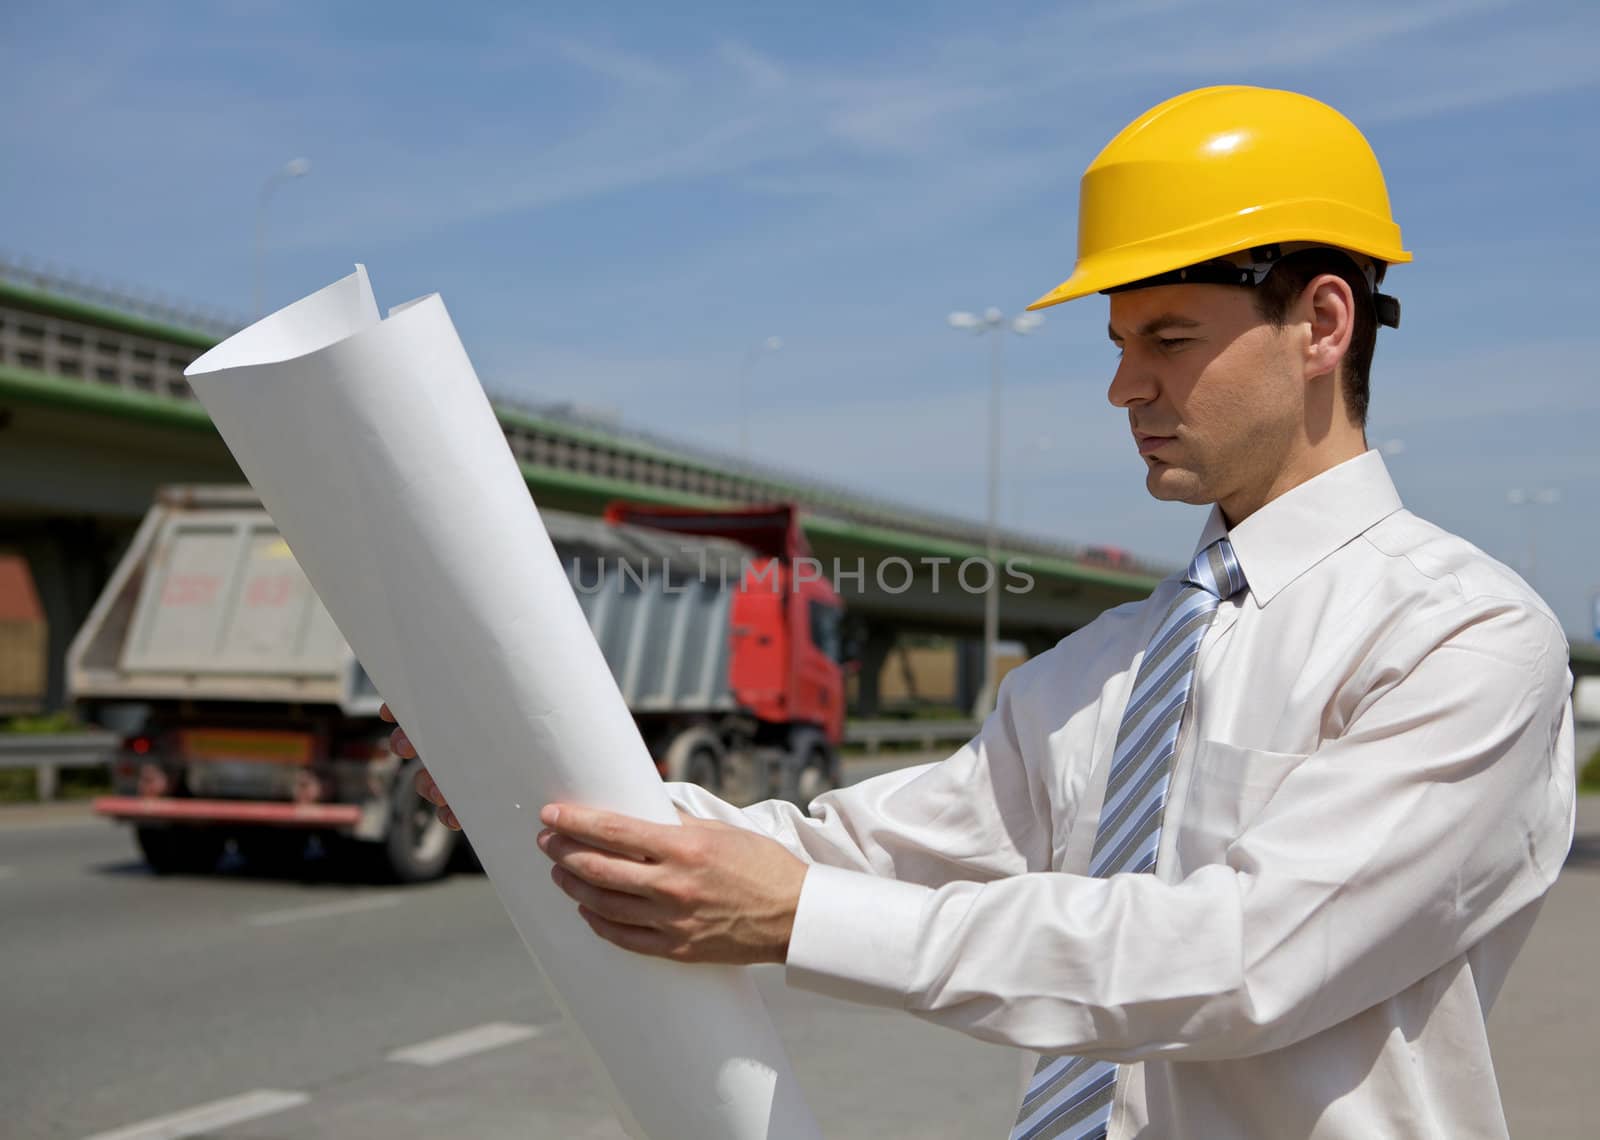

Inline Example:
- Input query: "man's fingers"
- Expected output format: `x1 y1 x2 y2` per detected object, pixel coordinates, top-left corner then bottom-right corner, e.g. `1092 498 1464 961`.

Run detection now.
552 866 664 926
378 705 416 758
577 906 680 960
539 830 656 896
540 804 677 861
410 767 459 830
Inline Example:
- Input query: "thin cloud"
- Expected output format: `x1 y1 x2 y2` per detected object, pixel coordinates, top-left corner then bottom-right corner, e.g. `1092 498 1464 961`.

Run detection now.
1364 12 1600 122
269 1 1560 251
824 80 1005 156
717 39 788 92
554 37 683 92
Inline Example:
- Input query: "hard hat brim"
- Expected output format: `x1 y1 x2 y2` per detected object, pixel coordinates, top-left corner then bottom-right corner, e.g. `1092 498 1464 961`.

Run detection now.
1027 231 1412 312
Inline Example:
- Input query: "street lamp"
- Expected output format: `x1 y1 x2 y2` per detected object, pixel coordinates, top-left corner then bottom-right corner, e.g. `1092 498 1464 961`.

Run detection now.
1507 486 1560 589
737 335 783 465
947 306 1045 719
254 157 312 318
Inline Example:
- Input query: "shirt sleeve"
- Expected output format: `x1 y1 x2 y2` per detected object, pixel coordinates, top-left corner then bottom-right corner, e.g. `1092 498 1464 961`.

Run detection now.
784 601 1576 1061
663 654 1055 888
662 599 1151 886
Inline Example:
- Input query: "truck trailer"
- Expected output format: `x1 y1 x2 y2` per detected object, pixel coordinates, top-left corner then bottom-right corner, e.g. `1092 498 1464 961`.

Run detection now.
70 486 847 882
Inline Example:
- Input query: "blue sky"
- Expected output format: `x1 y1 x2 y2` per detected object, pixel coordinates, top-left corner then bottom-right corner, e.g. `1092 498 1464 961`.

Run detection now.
5 0 1599 638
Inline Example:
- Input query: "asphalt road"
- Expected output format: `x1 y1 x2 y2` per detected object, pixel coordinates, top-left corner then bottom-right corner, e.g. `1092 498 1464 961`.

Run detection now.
3 768 1598 1139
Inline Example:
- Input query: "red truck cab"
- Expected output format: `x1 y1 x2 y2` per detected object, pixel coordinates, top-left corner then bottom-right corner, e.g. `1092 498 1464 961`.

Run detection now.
602 502 847 797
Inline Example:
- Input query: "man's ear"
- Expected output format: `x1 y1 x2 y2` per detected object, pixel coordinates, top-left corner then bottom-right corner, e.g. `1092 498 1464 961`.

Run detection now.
1302 273 1355 384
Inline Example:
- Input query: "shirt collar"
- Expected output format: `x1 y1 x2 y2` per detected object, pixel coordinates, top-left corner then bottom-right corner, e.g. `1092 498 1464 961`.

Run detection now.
1191 449 1404 607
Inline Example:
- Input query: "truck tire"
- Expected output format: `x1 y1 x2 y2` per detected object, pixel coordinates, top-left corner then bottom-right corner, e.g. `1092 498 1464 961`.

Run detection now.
663 726 725 791
135 825 228 875
376 759 459 883
784 727 839 806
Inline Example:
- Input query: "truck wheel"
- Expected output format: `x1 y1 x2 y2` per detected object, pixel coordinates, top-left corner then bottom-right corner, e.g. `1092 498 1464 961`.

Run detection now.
663 727 725 791
377 760 459 883
135 825 228 875
785 728 839 806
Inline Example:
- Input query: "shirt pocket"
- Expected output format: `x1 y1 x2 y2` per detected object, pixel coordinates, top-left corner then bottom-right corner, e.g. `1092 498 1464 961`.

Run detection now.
1174 740 1306 867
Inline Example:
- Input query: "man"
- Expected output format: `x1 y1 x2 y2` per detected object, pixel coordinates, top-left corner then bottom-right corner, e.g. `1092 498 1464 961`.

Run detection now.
388 86 1576 1137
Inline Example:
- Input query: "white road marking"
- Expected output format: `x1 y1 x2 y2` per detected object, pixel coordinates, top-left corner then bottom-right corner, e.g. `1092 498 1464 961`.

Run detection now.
387 1021 547 1067
80 1088 309 1140
246 893 404 928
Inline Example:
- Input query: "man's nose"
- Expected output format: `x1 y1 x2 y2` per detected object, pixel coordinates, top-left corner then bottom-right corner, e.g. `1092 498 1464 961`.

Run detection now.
1107 355 1157 408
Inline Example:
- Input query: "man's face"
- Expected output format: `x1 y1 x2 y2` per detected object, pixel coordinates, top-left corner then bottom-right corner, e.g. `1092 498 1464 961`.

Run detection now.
1106 283 1303 521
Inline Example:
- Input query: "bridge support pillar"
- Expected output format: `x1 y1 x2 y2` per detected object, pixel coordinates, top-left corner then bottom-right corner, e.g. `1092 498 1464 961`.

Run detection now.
1021 632 1063 660
955 638 985 717
849 625 896 718
9 519 125 713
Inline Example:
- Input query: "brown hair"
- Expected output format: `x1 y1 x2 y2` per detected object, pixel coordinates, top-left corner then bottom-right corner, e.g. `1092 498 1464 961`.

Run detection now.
1252 248 1386 426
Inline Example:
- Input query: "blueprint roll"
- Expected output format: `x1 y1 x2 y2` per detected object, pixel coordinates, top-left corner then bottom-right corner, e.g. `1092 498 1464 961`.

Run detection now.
184 267 820 1140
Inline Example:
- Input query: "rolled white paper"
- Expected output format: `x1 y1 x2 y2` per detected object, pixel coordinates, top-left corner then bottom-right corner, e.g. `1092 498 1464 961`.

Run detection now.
184 267 820 1140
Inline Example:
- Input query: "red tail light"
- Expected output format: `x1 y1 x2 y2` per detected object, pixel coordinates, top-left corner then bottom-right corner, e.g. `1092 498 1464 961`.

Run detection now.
126 736 153 755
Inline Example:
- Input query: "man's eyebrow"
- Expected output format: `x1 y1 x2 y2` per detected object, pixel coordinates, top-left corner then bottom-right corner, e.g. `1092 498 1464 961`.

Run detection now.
1108 314 1203 341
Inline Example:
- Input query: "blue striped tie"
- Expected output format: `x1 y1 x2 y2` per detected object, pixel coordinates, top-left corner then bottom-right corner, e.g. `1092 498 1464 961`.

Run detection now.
1009 538 1247 1140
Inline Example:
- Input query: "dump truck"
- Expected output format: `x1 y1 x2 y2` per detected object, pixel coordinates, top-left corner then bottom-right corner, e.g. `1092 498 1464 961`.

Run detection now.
69 486 847 881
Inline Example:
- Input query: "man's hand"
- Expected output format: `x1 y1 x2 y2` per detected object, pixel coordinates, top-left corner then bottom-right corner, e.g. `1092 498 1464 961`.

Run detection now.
538 803 807 966
379 702 460 831
379 703 807 964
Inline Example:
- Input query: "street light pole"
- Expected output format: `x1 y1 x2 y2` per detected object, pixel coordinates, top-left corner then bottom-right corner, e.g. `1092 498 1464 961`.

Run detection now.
948 307 1044 719
737 336 783 465
984 320 1003 722
254 157 312 318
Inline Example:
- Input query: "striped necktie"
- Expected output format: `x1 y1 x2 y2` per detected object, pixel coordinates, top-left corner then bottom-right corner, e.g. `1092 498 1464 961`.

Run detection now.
1009 538 1247 1140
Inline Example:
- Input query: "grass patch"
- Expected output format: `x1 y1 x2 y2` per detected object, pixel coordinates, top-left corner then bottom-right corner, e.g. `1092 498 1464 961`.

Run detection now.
1580 743 1600 795
0 711 84 734
0 765 112 803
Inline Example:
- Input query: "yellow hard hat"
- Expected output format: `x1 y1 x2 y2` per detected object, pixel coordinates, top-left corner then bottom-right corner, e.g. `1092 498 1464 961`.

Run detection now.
1027 85 1411 313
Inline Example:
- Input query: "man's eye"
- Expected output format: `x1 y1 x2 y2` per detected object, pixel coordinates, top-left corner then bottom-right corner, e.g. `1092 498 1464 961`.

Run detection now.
1157 336 1191 349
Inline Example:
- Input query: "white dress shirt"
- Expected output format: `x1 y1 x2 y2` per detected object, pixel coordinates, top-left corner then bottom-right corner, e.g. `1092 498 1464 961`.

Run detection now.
669 450 1576 1139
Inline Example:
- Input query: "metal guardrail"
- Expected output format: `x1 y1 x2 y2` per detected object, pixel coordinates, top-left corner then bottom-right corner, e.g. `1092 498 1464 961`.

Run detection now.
0 731 118 801
844 718 979 754
0 251 247 338
0 723 972 801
